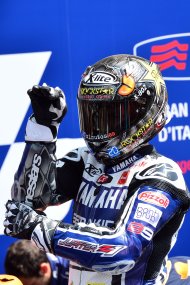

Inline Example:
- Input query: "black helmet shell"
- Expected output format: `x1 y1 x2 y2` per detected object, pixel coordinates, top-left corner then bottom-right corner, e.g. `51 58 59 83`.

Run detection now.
78 54 168 164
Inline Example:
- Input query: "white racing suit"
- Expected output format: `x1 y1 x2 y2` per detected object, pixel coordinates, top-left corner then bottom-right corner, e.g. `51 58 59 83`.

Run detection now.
13 143 190 285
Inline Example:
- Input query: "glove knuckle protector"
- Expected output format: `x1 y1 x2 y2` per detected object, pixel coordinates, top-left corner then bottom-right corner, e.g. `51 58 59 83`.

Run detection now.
27 84 67 138
4 200 58 253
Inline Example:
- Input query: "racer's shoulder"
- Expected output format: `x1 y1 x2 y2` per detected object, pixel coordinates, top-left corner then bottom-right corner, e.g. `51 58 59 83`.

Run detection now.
135 152 187 191
59 146 89 161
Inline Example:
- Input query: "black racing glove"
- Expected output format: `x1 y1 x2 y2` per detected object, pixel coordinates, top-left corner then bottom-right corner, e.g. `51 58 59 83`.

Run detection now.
28 84 67 126
26 84 67 141
4 200 59 252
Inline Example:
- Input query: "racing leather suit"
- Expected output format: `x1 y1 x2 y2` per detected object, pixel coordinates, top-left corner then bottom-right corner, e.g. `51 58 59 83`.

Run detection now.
47 253 69 285
13 143 190 285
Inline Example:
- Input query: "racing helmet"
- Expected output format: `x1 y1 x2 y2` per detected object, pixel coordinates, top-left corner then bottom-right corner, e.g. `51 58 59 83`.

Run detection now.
77 54 168 164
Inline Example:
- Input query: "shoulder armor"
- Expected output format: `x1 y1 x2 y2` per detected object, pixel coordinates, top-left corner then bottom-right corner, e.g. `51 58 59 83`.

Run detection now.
130 155 190 212
63 146 89 162
135 156 186 191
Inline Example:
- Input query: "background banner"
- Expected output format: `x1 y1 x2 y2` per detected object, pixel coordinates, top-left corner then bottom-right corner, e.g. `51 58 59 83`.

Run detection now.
0 0 189 273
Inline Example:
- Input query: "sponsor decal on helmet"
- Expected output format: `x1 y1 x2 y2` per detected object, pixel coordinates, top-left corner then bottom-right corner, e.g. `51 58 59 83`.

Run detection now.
82 131 116 141
138 191 169 208
136 83 148 97
80 86 115 96
107 146 120 158
118 75 135 96
121 118 153 147
82 71 119 85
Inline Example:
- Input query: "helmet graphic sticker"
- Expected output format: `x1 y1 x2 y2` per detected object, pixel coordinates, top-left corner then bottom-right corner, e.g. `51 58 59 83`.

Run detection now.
118 74 135 96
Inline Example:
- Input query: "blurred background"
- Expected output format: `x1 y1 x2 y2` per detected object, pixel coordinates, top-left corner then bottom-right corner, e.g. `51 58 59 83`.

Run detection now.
0 0 190 273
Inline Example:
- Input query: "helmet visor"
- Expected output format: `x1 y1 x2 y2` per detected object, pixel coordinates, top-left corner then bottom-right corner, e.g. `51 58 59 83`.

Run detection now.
78 95 154 142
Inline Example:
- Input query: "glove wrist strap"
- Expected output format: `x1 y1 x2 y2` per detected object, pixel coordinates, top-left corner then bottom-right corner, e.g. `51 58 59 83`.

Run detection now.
25 116 58 142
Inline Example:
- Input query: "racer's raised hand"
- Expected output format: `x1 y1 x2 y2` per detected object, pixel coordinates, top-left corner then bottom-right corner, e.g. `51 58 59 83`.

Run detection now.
26 83 67 141
27 83 67 126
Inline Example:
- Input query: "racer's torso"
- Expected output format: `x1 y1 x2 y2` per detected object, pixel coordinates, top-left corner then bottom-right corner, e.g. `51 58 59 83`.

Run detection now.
55 144 187 285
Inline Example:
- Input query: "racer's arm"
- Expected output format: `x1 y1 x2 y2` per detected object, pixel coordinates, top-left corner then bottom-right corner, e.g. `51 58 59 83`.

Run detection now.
51 186 185 273
4 184 189 274
11 141 84 208
11 84 84 209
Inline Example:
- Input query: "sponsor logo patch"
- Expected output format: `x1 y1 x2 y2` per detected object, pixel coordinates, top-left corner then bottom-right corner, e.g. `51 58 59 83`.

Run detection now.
117 171 129 185
85 164 102 177
127 221 153 241
127 221 144 234
97 174 113 184
134 203 162 227
138 191 169 208
58 237 126 257
25 154 42 206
